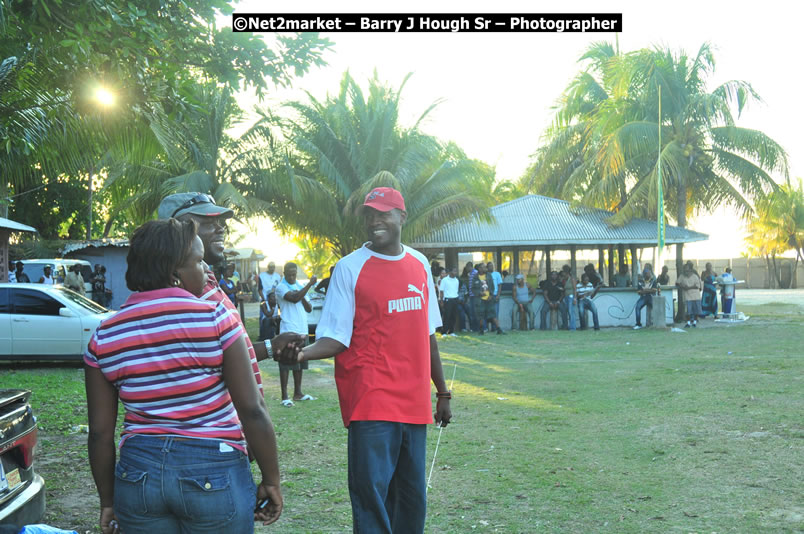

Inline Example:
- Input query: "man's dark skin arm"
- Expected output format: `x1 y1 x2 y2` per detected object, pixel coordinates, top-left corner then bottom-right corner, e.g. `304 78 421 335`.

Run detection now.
281 276 317 312
429 334 452 427
253 333 306 362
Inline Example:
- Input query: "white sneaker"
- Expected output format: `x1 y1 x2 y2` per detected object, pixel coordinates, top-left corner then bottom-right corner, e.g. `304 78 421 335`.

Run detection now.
450 333 457 337
633 325 642 330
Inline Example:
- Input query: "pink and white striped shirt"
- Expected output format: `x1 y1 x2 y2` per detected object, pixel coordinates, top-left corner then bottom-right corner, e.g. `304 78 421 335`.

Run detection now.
85 287 247 449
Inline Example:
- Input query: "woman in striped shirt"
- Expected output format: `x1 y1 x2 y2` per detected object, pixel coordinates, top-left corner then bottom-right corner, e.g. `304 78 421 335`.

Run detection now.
85 219 282 534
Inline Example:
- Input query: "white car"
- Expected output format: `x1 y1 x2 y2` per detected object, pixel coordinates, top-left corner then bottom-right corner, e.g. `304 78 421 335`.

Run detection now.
0 283 114 361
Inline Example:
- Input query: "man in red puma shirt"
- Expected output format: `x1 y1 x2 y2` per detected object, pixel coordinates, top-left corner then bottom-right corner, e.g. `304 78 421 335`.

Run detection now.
281 186 452 533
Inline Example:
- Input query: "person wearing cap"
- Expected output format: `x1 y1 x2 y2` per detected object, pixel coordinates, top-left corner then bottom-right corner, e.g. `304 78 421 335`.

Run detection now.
157 193 305 388
511 273 536 330
278 185 452 533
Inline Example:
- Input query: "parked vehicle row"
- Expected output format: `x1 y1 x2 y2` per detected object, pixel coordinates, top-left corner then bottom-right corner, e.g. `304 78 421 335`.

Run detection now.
0 283 113 360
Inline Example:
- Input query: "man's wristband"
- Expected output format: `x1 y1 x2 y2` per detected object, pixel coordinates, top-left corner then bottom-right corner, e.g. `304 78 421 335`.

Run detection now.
264 340 273 359
436 390 452 400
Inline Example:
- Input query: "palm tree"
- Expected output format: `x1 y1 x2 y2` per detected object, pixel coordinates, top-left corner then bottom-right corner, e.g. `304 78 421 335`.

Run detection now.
746 178 804 288
527 41 789 317
102 85 276 232
251 72 496 258
294 235 337 279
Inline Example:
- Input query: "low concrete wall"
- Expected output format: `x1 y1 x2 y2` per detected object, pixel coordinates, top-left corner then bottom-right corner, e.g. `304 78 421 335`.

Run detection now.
492 287 676 330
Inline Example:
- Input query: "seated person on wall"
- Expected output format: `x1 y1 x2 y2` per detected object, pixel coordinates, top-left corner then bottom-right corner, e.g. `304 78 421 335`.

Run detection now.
657 265 670 286
584 263 603 288
511 274 536 330
633 267 659 330
540 271 567 330
576 273 601 331
612 265 632 287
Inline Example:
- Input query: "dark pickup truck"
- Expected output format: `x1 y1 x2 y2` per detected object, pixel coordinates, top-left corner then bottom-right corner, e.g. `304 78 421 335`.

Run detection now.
0 389 45 528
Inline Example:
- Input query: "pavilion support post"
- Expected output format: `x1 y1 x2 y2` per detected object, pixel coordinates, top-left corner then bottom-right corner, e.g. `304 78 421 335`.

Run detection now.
444 248 459 271
570 245 577 278
630 245 639 286
495 247 502 273
0 230 9 282
618 244 626 272
512 248 520 277
598 247 605 284
608 245 615 284
545 247 552 275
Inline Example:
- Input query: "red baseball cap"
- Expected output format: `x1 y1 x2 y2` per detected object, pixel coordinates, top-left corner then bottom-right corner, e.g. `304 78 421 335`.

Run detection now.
363 187 406 212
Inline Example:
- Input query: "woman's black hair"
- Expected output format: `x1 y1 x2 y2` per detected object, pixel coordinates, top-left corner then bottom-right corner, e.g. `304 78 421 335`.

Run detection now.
126 219 198 292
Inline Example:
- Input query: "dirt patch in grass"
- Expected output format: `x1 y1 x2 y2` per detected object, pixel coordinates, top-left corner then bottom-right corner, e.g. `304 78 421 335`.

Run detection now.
37 433 97 533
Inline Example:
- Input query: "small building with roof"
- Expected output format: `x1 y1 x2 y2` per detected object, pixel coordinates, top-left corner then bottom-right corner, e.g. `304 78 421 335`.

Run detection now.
1 217 37 282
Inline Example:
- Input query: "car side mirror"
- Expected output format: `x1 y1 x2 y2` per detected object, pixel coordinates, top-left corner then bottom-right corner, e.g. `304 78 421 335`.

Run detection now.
59 307 75 318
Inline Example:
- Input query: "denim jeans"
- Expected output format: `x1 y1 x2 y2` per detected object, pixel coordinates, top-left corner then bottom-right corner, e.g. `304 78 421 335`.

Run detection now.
457 300 472 331
563 295 577 330
512 301 535 330
635 295 653 326
577 298 600 330
114 435 257 534
347 421 427 534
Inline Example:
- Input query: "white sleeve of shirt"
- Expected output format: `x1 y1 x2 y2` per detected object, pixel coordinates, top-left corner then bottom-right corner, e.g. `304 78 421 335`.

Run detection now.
314 255 360 348
406 246 442 335
274 280 289 301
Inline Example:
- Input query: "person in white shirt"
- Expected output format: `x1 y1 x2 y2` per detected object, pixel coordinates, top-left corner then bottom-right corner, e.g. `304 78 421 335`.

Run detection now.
576 273 601 330
717 267 737 315
275 262 317 406
259 261 283 340
438 267 460 336
7 261 16 283
39 265 56 286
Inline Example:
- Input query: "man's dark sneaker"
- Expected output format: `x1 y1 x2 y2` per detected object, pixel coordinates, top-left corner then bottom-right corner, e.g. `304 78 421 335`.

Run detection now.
496 328 505 335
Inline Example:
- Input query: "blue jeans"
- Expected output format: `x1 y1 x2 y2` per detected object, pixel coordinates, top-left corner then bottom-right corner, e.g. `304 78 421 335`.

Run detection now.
635 295 652 326
457 300 471 331
563 295 577 330
348 421 427 534
577 298 600 330
114 435 257 534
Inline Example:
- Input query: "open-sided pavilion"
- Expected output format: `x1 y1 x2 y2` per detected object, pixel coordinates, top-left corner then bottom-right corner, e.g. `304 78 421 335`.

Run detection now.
412 195 708 284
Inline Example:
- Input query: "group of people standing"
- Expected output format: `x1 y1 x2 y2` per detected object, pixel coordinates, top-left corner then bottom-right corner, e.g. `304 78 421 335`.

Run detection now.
434 260 505 335
84 187 451 534
6 260 111 306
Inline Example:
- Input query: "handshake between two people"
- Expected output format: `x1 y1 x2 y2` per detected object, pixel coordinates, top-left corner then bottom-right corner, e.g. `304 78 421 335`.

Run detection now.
269 332 306 365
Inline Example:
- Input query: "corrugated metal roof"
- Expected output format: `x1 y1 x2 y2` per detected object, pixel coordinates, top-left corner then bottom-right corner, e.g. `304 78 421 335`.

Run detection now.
412 195 708 248
0 217 37 233
60 239 129 255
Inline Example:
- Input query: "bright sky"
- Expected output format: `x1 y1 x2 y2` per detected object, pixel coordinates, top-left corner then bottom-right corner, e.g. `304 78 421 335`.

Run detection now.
227 0 803 265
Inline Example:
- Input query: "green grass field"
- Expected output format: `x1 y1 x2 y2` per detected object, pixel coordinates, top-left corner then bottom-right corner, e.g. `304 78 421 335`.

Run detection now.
2 302 801 533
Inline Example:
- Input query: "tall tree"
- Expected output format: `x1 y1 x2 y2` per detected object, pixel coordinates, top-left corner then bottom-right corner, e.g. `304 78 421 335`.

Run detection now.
1 0 331 229
250 72 496 257
526 42 788 317
745 178 804 288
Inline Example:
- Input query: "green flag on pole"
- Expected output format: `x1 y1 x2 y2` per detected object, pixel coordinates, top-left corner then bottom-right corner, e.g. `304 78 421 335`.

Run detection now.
657 85 665 251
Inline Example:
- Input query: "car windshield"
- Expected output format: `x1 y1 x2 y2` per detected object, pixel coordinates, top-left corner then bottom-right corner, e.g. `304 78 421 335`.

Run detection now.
52 287 108 314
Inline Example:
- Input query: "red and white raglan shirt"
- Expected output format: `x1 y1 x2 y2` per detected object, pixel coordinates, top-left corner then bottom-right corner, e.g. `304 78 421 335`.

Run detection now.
201 269 263 395
315 243 442 427
84 288 249 451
